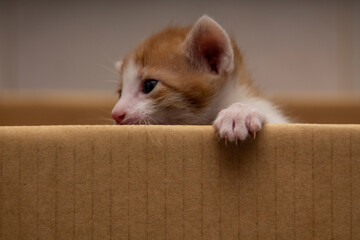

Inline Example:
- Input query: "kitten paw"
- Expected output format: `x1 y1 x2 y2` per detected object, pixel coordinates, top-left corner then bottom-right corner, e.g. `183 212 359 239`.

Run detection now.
213 103 264 142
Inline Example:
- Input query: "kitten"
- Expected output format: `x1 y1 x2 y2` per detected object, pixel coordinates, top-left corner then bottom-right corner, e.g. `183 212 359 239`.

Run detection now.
112 15 288 142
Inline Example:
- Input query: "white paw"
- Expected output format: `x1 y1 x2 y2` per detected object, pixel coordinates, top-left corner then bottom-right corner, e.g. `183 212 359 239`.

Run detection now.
213 103 265 142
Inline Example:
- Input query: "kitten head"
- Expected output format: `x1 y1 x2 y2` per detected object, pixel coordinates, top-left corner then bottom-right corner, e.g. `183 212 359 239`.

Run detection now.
112 15 240 125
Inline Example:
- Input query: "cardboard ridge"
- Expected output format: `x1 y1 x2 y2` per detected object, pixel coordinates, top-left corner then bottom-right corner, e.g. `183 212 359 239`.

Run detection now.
1 124 359 239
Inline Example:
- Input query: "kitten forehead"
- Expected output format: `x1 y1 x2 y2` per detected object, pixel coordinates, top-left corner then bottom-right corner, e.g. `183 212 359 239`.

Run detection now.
133 27 190 70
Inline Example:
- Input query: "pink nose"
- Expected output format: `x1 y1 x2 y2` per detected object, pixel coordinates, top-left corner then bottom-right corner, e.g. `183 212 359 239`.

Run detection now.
112 111 126 124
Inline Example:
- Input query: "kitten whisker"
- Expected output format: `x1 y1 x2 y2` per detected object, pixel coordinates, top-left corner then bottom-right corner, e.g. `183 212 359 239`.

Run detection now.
98 64 119 77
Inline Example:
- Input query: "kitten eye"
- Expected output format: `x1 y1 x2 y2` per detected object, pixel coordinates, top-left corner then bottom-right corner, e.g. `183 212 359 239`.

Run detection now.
143 79 158 94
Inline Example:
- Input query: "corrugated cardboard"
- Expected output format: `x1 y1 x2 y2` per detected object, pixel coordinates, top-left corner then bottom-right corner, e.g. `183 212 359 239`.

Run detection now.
1 124 359 239
1 92 360 125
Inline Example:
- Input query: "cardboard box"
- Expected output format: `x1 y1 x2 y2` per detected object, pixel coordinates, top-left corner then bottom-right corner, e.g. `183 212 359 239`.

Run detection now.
1 124 359 239
1 92 360 125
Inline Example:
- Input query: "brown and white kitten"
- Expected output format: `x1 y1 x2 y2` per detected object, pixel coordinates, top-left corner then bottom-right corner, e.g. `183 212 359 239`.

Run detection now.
112 15 288 142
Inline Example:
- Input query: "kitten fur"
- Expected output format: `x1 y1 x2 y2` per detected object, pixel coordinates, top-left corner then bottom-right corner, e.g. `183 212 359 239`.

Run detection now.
112 15 288 142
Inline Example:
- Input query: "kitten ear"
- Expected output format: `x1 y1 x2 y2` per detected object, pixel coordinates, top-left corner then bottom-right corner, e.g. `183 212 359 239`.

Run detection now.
115 61 123 71
183 15 234 74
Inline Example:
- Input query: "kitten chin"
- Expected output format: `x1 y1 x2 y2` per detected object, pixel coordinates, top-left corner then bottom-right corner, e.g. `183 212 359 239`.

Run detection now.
112 15 289 141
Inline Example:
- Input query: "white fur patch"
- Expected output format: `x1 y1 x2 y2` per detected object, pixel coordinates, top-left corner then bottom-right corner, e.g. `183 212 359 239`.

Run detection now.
211 72 288 141
211 73 289 124
112 59 154 124
241 97 289 124
121 59 139 94
115 61 123 71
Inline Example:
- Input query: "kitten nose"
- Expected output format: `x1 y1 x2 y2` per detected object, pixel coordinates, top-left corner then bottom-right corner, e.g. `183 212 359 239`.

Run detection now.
112 111 126 124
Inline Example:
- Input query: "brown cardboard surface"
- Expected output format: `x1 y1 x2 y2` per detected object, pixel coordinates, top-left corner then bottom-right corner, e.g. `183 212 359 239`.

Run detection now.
0 92 116 126
0 124 359 239
271 94 360 124
1 91 360 125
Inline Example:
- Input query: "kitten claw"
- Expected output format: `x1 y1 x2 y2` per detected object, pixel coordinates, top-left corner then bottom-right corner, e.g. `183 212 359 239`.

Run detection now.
213 103 264 143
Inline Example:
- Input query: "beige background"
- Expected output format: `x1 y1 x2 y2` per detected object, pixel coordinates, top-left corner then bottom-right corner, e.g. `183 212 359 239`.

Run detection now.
0 0 359 93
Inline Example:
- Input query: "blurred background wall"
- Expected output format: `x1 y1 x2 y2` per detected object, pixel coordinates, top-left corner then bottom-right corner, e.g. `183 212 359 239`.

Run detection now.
0 0 359 93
